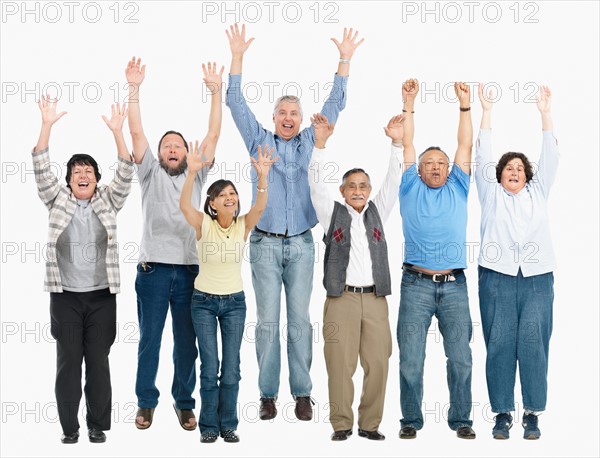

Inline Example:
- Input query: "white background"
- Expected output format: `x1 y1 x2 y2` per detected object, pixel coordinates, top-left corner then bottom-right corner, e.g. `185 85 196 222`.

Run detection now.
1 1 598 457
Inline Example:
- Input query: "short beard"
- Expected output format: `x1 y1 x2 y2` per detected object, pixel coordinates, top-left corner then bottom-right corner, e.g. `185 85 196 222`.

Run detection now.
159 155 188 176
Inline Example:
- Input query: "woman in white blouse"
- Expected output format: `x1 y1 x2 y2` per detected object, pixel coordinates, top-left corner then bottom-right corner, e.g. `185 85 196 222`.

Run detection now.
475 84 558 441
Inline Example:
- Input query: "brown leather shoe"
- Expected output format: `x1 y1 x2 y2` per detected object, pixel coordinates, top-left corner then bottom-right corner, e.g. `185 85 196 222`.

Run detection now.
294 396 314 421
259 398 277 420
399 426 417 439
358 429 386 440
457 426 476 439
331 429 353 441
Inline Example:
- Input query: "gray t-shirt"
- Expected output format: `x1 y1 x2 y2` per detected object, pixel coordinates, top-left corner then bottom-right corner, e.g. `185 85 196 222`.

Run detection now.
136 146 205 265
56 198 109 292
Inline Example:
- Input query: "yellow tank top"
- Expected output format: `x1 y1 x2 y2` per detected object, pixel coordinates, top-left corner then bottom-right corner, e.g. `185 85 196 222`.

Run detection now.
194 215 246 294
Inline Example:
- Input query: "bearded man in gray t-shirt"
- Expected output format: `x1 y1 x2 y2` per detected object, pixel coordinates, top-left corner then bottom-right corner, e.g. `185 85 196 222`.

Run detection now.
125 57 222 432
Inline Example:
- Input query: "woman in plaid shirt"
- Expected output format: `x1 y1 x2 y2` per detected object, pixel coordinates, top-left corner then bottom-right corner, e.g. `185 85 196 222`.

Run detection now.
32 97 135 444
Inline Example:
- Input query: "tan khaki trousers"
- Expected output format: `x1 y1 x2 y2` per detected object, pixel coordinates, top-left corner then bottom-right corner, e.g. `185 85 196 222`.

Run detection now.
323 291 392 432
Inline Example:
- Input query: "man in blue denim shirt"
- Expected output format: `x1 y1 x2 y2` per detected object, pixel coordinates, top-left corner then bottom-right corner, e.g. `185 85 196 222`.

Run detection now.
225 23 364 421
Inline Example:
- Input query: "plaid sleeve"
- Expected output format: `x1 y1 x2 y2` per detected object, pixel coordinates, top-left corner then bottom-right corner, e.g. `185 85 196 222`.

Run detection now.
31 147 61 210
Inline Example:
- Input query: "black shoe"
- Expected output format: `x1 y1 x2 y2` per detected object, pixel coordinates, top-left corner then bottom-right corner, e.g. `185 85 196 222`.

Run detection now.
220 429 240 443
200 431 218 443
294 396 314 421
358 429 385 440
399 426 417 439
456 426 476 439
259 397 277 420
88 428 106 443
331 429 353 441
60 431 79 444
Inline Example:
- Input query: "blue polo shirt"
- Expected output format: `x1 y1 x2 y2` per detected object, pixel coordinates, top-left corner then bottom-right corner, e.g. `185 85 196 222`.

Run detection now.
399 163 470 270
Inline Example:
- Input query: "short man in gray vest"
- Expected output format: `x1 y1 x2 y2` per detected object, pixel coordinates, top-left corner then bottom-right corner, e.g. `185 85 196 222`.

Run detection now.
308 113 406 441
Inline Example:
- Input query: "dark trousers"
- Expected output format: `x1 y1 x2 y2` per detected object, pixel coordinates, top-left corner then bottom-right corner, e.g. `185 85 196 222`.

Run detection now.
50 288 116 434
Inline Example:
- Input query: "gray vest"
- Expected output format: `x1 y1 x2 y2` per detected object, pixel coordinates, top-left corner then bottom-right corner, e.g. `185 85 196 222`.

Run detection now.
323 201 391 297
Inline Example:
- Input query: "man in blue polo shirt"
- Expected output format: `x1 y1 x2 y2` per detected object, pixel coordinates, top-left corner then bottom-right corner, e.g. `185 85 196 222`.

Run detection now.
396 79 476 440
225 23 363 421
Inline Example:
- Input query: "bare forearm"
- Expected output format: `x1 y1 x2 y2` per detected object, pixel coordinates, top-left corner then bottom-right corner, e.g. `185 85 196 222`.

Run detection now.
402 98 415 146
207 89 222 142
35 124 52 152
254 172 268 211
336 60 350 77
113 130 131 161
230 54 243 75
458 111 473 150
480 110 492 130
541 112 553 131
128 85 143 135
180 171 197 221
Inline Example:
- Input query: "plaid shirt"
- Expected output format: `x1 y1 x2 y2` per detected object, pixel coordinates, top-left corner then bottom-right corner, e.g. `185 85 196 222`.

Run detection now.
33 147 135 293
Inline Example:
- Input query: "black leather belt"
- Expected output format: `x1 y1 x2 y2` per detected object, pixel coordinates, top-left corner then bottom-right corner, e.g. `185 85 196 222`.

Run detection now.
402 264 463 283
254 228 310 239
254 227 289 238
345 285 375 294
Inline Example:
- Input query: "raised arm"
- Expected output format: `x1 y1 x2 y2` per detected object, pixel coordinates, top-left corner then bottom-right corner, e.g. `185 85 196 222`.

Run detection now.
101 103 134 212
398 79 418 171
317 28 364 128
537 85 553 132
475 83 496 203
535 86 559 194
478 82 493 130
102 103 131 162
331 27 364 78
225 24 266 153
226 23 254 75
199 62 224 164
180 141 212 240
125 56 149 164
454 81 473 174
33 96 67 208
308 113 336 230
244 145 278 239
376 114 405 221
35 95 67 152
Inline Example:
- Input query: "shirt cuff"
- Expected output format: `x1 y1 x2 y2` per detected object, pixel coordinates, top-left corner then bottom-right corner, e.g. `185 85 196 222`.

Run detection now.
333 72 349 88
391 143 404 157
479 128 492 138
311 147 327 161
228 73 242 84
31 146 48 156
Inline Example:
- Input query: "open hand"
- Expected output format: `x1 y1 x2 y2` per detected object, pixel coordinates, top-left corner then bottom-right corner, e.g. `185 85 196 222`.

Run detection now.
384 114 406 143
536 85 552 113
126 56 146 86
251 144 278 178
186 140 212 174
38 95 67 126
331 27 365 60
101 103 128 132
226 23 255 57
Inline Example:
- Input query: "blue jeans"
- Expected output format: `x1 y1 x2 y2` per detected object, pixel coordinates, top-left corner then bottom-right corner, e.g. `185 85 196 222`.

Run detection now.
397 269 473 430
135 263 199 409
191 290 246 434
249 230 314 398
478 266 553 413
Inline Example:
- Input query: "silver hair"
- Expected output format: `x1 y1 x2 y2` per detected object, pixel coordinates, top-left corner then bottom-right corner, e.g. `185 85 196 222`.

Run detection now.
273 95 303 117
341 168 371 188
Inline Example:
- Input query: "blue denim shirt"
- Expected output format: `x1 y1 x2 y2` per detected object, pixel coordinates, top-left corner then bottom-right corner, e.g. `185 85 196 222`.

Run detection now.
226 73 348 236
